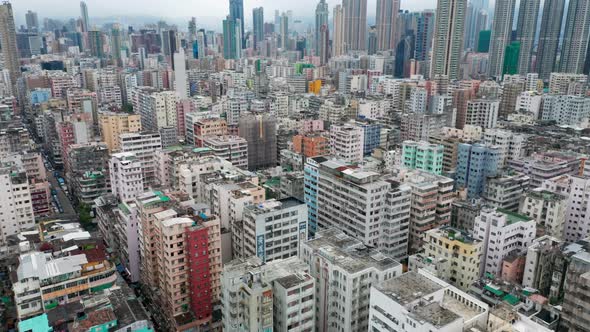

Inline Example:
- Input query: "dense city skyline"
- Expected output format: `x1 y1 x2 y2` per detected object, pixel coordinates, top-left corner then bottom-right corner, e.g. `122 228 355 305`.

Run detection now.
2 0 590 331
12 0 443 27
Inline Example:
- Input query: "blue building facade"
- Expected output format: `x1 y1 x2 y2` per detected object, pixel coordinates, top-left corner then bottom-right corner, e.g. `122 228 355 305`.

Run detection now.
359 122 381 156
303 156 322 238
30 88 51 105
455 143 500 199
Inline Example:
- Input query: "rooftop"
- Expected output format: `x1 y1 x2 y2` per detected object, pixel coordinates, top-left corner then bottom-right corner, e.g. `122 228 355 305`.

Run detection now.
17 252 88 281
430 226 479 245
107 277 151 328
411 302 460 328
274 273 311 289
306 228 401 273
160 217 194 228
526 189 567 202
137 191 171 207
18 313 52 332
376 271 444 305
496 208 533 224
246 197 305 215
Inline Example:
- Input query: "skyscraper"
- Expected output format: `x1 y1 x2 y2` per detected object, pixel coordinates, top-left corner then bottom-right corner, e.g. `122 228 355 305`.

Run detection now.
238 114 277 170
375 0 400 51
332 5 345 57
0 2 19 87
431 0 467 80
188 17 197 42
161 30 178 68
80 1 89 32
343 0 368 51
196 29 206 58
25 10 38 32
174 48 187 99
280 12 289 49
559 0 590 74
319 24 330 64
252 7 264 50
488 0 516 78
464 4 488 50
229 0 244 48
315 0 329 56
223 16 241 60
535 0 565 81
110 25 122 66
415 10 435 61
88 30 104 58
516 0 540 75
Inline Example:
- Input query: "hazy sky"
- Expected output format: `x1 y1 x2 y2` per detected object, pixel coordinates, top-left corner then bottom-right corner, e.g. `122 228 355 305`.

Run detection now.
12 0 438 27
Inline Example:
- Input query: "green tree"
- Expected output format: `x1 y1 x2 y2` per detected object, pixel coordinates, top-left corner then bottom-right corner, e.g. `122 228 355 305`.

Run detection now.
121 103 133 113
78 203 92 227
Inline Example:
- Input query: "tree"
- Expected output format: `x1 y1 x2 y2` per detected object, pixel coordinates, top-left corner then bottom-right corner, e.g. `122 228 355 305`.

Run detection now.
78 203 92 227
121 103 133 113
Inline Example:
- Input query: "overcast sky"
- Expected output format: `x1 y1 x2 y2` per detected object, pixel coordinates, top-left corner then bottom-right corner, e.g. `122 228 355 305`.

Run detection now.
12 0 439 28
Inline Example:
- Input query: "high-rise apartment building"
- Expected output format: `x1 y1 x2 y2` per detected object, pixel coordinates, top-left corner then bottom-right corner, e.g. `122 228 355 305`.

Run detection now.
201 135 248 169
301 228 402 332
465 99 499 128
535 0 565 81
544 175 590 243
119 132 162 190
221 257 315 332
235 198 307 262
559 247 590 332
313 158 389 246
415 10 435 64
238 113 277 170
0 2 20 87
411 226 483 291
548 72 588 95
229 0 245 47
315 0 329 54
292 134 329 158
515 0 540 75
98 112 142 152
279 12 289 49
488 0 516 78
342 0 368 51
474 207 536 277
368 270 489 332
401 141 444 175
464 3 488 51
329 123 364 163
25 10 39 32
431 0 467 80
559 0 590 74
253 7 264 50
159 213 221 326
80 1 89 32
0 167 35 247
305 157 412 259
332 5 345 57
456 143 501 199
519 190 567 240
400 170 455 252
541 95 590 127
375 0 400 51
482 129 526 166
173 48 187 99
482 172 530 211
132 87 178 132
87 30 104 58
109 152 144 203
223 16 242 60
